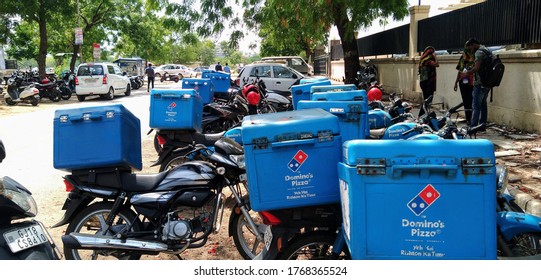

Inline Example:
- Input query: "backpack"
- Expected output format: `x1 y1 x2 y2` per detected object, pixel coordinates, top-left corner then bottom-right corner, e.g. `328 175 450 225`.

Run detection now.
479 48 505 88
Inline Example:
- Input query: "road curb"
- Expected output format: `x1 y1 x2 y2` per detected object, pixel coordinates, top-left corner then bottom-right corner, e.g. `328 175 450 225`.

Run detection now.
508 187 541 217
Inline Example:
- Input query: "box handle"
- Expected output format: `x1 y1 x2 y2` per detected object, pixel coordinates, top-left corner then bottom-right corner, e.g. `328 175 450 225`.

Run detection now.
271 138 315 149
391 164 458 179
70 115 103 122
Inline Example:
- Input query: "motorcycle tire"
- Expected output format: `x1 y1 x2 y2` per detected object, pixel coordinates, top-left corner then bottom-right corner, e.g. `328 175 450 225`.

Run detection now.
31 97 39 106
229 198 266 260
60 87 72 100
49 91 61 102
277 231 351 260
502 232 541 257
64 202 143 260
4 97 17 106
153 133 161 153
159 150 190 172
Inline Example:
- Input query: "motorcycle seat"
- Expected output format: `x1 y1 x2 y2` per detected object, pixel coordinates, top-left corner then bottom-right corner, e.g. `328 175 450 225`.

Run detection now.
192 131 226 146
34 82 56 88
119 172 169 192
370 128 387 139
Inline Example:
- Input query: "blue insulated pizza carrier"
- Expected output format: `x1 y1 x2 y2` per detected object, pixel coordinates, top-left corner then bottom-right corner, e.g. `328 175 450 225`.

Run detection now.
53 104 142 171
202 71 231 93
182 78 214 104
338 139 497 260
310 84 358 94
241 108 342 211
297 100 369 141
291 80 331 110
149 89 203 132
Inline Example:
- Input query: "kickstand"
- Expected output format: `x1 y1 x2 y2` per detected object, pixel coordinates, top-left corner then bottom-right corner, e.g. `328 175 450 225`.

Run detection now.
175 254 183 260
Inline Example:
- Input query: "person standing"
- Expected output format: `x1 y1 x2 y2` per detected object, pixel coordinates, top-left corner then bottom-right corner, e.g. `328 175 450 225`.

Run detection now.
145 63 155 92
418 46 439 117
223 63 231 73
453 43 475 124
215 62 223 72
464 38 491 131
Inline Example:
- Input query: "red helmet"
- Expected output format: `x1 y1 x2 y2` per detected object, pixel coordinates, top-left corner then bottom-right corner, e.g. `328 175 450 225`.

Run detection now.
367 86 383 101
41 78 50 84
246 91 260 106
242 84 257 98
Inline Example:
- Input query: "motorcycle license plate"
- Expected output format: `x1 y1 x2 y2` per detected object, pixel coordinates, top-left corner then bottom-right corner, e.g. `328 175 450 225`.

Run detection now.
3 225 49 253
264 226 273 250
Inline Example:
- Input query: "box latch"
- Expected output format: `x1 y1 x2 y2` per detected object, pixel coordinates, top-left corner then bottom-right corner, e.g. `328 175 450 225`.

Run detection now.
356 158 386 175
317 130 334 143
252 137 269 150
461 158 494 175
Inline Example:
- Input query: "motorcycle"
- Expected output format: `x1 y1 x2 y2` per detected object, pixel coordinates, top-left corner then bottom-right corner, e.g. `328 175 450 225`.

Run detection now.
160 71 181 83
129 76 143 90
3 76 40 106
52 138 264 260
0 139 61 260
150 125 243 172
34 77 62 102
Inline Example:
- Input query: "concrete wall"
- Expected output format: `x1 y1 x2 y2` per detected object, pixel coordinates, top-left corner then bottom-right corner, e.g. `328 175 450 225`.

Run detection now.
330 50 541 133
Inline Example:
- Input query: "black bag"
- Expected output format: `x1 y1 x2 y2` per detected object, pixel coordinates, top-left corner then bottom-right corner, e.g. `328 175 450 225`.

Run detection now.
479 49 505 88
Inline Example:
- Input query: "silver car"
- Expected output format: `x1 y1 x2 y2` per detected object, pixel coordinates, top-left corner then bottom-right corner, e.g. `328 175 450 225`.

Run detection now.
237 63 304 95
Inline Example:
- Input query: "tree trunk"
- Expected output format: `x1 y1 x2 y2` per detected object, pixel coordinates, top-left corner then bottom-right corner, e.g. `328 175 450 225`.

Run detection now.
332 4 360 84
70 44 81 72
37 3 48 79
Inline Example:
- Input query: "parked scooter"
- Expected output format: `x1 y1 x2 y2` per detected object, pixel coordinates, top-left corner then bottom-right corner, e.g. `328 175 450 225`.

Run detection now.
160 71 181 83
3 76 40 106
52 138 264 260
0 140 61 260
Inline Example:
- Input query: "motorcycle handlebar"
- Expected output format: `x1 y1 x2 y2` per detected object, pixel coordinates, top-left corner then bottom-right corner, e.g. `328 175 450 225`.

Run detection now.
448 102 464 114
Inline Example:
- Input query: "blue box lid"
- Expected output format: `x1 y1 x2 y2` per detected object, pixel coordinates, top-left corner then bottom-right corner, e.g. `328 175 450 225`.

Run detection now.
310 84 358 94
54 104 137 121
291 80 332 94
342 139 495 166
311 90 367 101
182 78 212 87
241 108 340 144
151 88 202 101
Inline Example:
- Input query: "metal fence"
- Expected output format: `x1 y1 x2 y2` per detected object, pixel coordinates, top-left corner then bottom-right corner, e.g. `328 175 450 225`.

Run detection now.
331 0 541 60
314 54 328 75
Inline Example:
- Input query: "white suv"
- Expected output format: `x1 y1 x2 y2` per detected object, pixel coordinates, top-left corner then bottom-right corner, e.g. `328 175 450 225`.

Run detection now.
75 63 131 102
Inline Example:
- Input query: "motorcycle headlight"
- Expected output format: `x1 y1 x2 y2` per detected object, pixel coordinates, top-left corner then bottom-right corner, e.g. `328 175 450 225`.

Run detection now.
0 176 38 217
229 154 246 169
496 165 509 192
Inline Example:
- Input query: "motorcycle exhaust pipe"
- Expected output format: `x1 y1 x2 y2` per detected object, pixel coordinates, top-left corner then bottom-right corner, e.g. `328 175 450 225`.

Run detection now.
62 233 169 253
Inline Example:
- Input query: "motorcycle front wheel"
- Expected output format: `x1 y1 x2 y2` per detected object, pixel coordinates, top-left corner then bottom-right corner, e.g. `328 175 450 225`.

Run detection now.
49 90 61 102
60 87 72 100
64 202 143 260
229 199 266 260
505 232 541 257
278 231 351 260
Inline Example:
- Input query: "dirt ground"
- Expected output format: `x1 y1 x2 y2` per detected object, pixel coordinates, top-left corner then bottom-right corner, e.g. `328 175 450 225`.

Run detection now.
2 97 541 261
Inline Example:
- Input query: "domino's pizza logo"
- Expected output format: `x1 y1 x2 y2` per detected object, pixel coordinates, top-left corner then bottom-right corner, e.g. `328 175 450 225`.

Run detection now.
168 102 177 111
288 150 308 172
407 184 440 216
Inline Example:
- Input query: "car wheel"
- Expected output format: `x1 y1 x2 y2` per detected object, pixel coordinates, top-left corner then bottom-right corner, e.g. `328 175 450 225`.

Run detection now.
178 74 184 80
155 73 161 79
125 84 131 96
107 87 114 100
76 95 86 102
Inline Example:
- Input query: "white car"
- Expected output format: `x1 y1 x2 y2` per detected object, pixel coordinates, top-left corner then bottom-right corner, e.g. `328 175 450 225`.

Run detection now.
75 63 131 102
237 63 305 95
154 64 194 79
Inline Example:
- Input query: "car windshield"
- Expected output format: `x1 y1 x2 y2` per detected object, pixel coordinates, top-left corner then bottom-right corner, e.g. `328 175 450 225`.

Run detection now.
77 65 104 76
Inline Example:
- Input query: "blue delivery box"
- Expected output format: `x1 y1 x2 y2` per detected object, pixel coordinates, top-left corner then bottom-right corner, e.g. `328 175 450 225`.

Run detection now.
149 89 203 132
182 78 214 104
53 104 142 171
202 70 231 93
338 139 497 260
242 108 342 211
290 80 331 110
